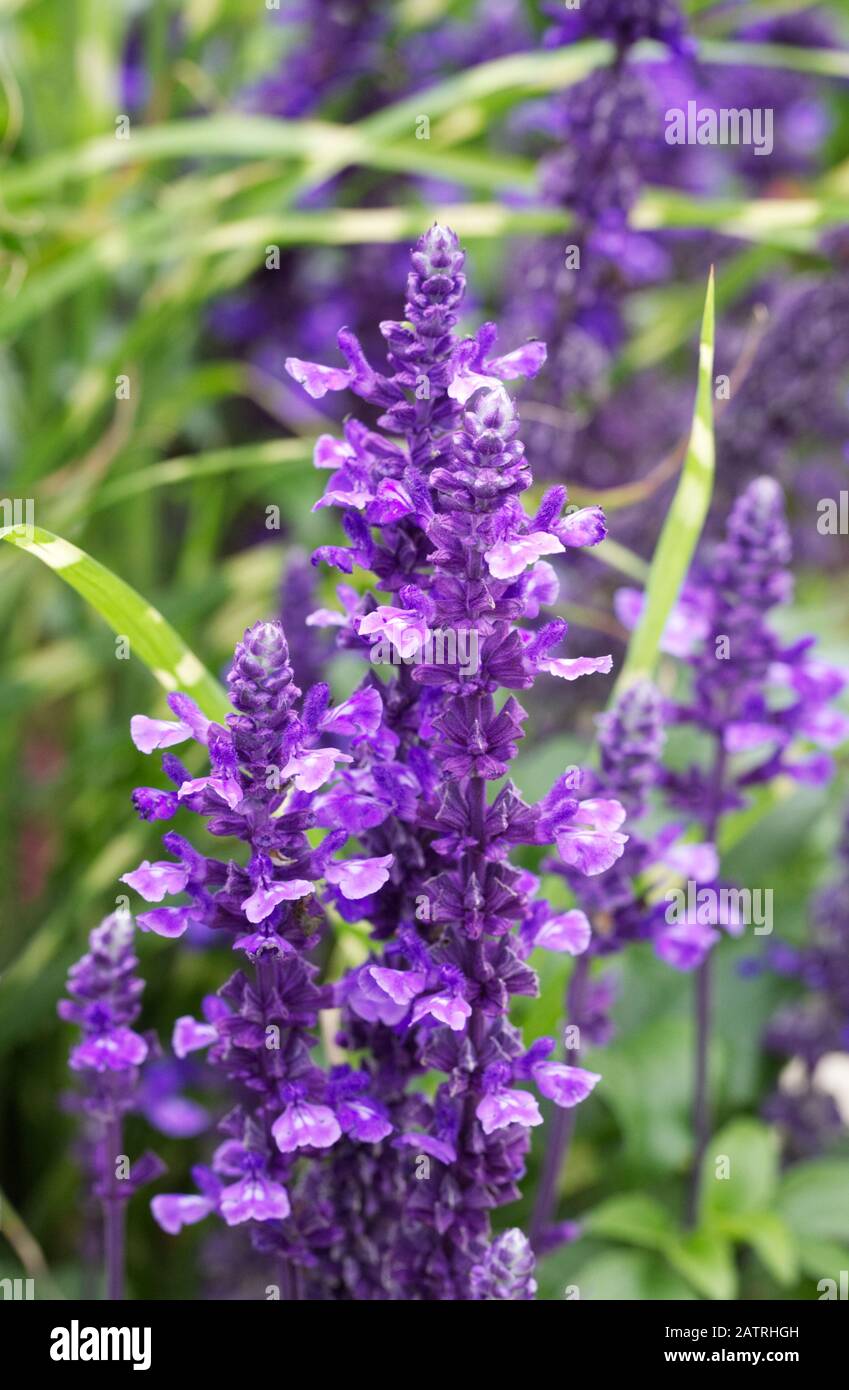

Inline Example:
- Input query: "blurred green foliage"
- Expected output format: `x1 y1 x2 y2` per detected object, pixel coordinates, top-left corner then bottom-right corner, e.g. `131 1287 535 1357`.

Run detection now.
1 0 848 1300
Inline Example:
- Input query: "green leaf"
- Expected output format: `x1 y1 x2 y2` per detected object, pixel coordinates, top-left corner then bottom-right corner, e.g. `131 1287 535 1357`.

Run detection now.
82 437 318 516
590 538 651 584
665 1229 738 1301
599 1014 723 1172
570 1249 698 1301
796 1237 849 1291
613 268 715 697
719 1211 798 1287
777 1159 849 1244
0 524 229 721
633 188 849 252
701 1118 780 1219
584 1194 677 1252
699 37 849 81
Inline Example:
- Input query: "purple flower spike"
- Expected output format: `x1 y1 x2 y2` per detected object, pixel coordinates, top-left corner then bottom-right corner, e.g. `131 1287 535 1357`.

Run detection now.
281 222 628 1298
121 615 403 1281
470 1229 538 1301
59 910 162 1299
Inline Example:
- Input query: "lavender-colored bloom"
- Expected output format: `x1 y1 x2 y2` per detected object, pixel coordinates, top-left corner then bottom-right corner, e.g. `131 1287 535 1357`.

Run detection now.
243 1 389 120
639 477 848 1221
469 1228 538 1300
58 910 164 1298
124 620 396 1280
532 681 671 1248
761 805 849 1157
661 478 849 815
543 0 689 54
286 224 623 1298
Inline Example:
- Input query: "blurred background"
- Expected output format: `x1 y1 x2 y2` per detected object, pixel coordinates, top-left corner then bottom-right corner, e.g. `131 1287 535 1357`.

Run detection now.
1 0 848 1300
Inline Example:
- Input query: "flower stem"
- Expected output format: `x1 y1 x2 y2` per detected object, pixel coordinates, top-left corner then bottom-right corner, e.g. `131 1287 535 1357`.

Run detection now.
102 1117 125 1301
529 952 590 1249
684 738 727 1228
685 954 712 1229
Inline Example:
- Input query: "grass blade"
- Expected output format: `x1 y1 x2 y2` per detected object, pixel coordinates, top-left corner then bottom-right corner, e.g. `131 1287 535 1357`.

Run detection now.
614 269 716 696
0 524 229 720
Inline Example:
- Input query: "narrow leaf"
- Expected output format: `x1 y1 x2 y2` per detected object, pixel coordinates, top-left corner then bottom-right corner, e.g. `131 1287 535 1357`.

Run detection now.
0 525 229 721
613 268 715 696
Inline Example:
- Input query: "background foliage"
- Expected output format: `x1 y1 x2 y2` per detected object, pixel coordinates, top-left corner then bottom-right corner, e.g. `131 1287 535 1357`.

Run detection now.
1 0 848 1300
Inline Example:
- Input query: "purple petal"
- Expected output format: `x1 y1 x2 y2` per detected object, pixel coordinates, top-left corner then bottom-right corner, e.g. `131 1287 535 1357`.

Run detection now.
357 606 428 659
151 1193 213 1235
410 991 472 1031
284 355 352 399
486 340 548 381
535 910 592 955
306 606 350 629
272 1101 341 1153
177 774 243 810
137 906 194 939
393 1133 457 1163
166 693 210 744
724 722 778 753
654 920 720 971
541 654 613 681
337 1099 393 1143
70 1027 148 1073
557 506 607 547
241 878 314 924
121 859 189 902
556 798 628 875
321 687 383 737
281 747 352 793
662 842 719 882
523 561 560 617
172 1015 218 1058
797 706 849 749
314 433 354 468
130 714 191 754
220 1174 291 1226
145 1095 209 1139
368 966 426 1006
369 478 414 523
485 532 564 580
476 1088 543 1135
532 1062 601 1108
132 787 179 821
325 854 393 900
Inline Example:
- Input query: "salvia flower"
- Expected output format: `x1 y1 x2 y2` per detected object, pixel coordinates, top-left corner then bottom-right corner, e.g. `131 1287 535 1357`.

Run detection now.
760 805 849 1157
285 223 621 1297
124 620 395 1279
59 909 164 1298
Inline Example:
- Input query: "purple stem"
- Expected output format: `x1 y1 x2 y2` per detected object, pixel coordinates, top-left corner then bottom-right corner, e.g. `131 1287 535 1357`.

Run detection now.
102 1117 125 1300
529 952 590 1249
685 739 727 1228
685 955 712 1228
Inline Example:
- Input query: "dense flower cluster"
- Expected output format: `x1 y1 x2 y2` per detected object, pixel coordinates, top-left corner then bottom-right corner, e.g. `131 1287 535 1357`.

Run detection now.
760 806 849 1157
543 0 689 54
123 621 399 1278
612 478 848 969
59 910 164 1298
280 223 627 1296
